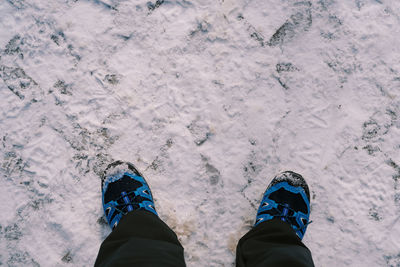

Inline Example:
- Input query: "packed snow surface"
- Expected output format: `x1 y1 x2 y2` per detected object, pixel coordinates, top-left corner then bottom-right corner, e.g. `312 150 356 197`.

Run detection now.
1 0 400 266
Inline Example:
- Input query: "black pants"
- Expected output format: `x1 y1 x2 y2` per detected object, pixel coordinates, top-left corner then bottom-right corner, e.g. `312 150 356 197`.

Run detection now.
95 210 314 267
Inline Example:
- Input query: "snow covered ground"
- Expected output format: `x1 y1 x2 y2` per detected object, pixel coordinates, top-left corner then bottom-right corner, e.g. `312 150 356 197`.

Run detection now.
0 0 399 266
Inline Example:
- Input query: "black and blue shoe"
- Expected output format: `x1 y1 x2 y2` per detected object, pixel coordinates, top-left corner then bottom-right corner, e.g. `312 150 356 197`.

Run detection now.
255 171 311 240
102 161 158 230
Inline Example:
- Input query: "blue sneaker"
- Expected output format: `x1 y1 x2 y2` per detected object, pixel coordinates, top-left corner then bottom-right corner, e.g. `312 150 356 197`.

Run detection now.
101 161 158 230
255 171 311 240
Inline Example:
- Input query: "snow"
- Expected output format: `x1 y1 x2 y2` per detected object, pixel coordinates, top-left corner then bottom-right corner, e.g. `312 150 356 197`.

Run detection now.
1 0 399 266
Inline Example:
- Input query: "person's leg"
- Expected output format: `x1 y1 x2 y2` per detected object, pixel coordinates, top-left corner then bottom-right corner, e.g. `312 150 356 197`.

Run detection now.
236 219 314 267
236 171 315 267
94 161 186 267
95 210 185 267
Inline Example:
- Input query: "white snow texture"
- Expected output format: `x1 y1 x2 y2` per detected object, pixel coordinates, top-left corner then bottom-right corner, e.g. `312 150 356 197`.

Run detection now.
1 0 400 266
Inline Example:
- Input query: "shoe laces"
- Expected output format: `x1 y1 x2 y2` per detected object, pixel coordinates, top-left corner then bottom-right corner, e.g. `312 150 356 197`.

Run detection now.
272 203 312 232
110 190 139 215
